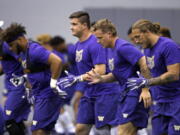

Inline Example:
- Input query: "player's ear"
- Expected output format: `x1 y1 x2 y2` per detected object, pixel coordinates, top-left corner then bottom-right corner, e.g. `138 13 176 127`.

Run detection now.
82 22 88 28
107 32 112 38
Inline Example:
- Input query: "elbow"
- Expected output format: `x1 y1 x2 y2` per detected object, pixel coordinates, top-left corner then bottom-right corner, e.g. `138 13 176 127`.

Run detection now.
96 64 106 75
99 70 105 75
174 74 179 81
169 73 179 82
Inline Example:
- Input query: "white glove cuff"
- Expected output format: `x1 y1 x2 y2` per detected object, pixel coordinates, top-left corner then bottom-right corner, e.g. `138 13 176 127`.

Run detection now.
76 75 84 82
50 78 57 88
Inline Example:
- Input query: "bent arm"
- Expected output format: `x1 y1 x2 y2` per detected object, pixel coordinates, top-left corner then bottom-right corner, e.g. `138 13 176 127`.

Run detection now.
100 73 117 83
48 53 63 79
138 56 152 79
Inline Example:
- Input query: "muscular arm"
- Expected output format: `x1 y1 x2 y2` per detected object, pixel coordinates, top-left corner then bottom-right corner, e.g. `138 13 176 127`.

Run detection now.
83 64 117 83
100 73 117 83
137 56 152 108
138 56 152 79
82 64 106 80
48 53 63 79
148 63 180 86
90 64 106 75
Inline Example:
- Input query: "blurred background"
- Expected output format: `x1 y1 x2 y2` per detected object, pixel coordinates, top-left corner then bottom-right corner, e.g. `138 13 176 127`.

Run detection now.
0 0 180 43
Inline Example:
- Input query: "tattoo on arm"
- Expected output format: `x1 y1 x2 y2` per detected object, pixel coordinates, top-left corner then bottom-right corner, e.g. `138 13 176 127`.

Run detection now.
140 65 152 79
138 56 152 79
148 73 178 86
148 63 180 86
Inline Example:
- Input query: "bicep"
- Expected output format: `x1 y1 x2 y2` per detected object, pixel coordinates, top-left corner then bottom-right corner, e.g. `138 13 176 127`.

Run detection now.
47 53 62 65
167 63 180 75
138 56 147 67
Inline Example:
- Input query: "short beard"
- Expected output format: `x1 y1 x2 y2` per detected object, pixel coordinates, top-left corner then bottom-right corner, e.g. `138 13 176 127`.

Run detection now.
16 45 22 55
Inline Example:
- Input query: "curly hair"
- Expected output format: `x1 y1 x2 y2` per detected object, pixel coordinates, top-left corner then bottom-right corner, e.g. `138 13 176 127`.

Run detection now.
1 23 26 43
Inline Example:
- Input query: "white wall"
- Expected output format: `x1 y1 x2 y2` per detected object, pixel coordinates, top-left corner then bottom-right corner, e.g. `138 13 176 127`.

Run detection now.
0 0 180 43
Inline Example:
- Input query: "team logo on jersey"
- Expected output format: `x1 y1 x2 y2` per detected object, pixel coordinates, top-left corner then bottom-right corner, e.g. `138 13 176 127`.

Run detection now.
122 113 128 118
5 110 12 116
32 120 38 126
22 60 27 69
98 116 104 121
76 50 83 62
174 125 180 131
108 58 114 71
147 56 155 69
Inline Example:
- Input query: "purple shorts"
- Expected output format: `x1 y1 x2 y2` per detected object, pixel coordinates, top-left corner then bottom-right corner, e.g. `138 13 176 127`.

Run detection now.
4 90 30 123
117 94 149 129
152 101 180 135
31 97 63 131
77 93 119 128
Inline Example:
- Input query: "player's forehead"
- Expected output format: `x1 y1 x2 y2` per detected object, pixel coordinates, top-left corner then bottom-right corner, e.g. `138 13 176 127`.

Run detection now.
94 29 104 36
132 28 141 34
70 18 81 24
95 29 105 35
132 29 142 37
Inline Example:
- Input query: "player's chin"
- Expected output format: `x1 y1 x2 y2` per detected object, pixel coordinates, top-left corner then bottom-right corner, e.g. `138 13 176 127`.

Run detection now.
71 31 76 35
103 46 107 48
101 44 107 48
104 45 110 48
142 45 148 49
72 32 78 37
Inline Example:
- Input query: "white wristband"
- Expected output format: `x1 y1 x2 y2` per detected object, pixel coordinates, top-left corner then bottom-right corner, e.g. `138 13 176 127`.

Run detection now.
76 75 84 82
50 78 57 88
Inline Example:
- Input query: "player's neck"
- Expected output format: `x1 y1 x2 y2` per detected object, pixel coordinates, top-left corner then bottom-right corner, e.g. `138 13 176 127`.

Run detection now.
79 30 91 42
22 38 29 52
150 34 160 47
111 36 119 48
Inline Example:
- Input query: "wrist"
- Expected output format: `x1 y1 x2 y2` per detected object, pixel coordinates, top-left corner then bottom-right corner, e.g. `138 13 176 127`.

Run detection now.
76 75 84 82
142 87 149 91
50 78 57 88
145 79 151 87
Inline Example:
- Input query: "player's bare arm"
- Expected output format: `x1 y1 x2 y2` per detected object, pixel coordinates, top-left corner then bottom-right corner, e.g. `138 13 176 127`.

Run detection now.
48 53 62 79
137 56 152 108
148 63 179 85
86 69 117 84
138 56 152 79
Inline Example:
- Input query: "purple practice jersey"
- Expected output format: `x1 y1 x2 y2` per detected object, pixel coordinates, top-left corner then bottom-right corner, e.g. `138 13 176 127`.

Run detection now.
0 42 24 91
107 38 144 95
53 47 81 101
144 37 180 102
66 44 87 94
67 44 78 75
75 35 119 97
20 41 56 98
